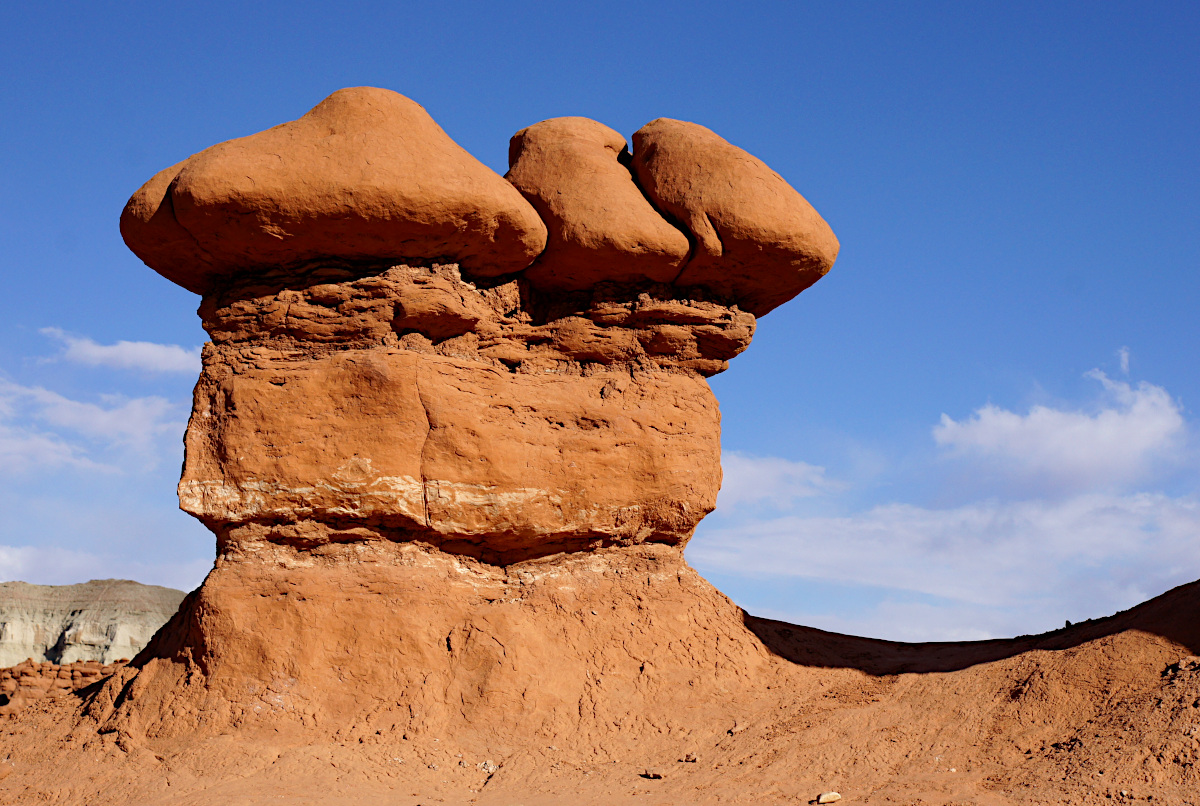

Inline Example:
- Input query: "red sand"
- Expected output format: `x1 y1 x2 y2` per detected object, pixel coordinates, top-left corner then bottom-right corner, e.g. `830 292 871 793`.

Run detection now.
0 544 1196 805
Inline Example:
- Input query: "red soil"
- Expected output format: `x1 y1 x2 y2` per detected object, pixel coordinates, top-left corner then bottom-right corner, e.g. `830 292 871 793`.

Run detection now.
0 543 1195 805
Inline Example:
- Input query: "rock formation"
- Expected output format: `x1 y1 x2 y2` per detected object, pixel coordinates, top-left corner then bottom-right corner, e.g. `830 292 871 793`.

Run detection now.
0 659 127 716
120 86 837 565
2 87 1196 805
0 580 184 667
120 87 548 294
83 83 838 743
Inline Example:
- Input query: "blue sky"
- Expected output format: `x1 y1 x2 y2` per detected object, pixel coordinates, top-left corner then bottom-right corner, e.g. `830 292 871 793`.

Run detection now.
2 1 1198 640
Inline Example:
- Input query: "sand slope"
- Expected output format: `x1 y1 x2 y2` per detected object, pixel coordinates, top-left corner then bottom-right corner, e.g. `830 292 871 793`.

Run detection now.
0 544 1195 805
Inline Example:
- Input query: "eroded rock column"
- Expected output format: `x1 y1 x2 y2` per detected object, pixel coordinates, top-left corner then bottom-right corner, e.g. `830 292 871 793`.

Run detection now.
121 86 838 565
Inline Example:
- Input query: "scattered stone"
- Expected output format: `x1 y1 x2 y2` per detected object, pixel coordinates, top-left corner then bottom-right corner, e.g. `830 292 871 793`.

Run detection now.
681 752 698 763
478 760 497 775
0 658 129 715
817 793 842 804
640 769 664 780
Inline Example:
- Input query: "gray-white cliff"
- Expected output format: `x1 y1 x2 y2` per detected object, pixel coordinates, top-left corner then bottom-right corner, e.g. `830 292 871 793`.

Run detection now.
0 579 185 666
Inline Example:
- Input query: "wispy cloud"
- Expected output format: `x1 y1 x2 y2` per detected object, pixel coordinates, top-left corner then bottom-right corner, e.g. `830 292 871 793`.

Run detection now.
933 371 1186 493
41 327 201 373
693 492 1200 613
0 423 101 473
0 378 186 473
691 365 1200 641
717 452 835 511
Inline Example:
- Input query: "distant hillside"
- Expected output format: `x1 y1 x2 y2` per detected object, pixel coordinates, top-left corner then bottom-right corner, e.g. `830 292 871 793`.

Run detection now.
0 579 186 666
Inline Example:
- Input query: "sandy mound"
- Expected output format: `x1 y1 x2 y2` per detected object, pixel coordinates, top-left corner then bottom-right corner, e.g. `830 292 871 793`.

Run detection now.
0 550 1196 804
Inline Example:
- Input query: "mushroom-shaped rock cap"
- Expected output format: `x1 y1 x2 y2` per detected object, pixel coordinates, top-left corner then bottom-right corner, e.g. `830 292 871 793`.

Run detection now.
506 117 689 290
630 119 839 317
121 87 548 294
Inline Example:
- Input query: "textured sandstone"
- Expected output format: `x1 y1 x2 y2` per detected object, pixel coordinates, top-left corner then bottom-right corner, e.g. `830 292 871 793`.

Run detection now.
118 88 834 609
0 659 125 715
121 92 835 565
0 580 184 667
180 260 759 560
4 552 1200 804
631 118 840 316
506 117 689 290
89 543 772 743
121 87 548 294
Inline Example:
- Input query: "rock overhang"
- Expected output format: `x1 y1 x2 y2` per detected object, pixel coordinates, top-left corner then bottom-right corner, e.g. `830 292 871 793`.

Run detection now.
123 86 837 317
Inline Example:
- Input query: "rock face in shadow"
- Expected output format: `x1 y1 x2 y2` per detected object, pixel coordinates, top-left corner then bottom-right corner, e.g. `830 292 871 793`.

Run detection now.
0 580 184 667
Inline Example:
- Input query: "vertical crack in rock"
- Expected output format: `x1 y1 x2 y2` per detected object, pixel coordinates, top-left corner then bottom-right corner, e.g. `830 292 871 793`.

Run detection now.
414 357 433 529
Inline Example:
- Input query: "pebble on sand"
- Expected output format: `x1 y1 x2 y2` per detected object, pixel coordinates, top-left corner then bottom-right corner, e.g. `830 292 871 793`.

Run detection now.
817 793 842 804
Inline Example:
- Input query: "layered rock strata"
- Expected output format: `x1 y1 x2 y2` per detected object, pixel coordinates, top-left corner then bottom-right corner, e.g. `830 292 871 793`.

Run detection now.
0 580 184 667
122 86 837 562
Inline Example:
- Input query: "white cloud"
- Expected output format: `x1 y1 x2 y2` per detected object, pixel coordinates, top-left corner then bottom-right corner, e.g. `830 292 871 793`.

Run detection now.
41 327 201 373
717 451 835 511
933 371 1186 492
690 492 1200 640
0 424 102 473
1118 346 1130 375
694 368 1200 641
0 378 186 472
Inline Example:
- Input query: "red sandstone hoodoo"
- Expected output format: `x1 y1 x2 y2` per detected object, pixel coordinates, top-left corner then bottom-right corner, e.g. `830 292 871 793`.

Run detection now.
121 86 839 562
2 88 1196 805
